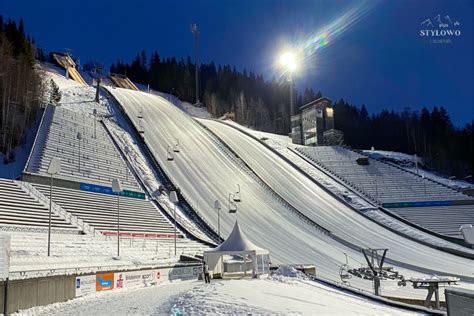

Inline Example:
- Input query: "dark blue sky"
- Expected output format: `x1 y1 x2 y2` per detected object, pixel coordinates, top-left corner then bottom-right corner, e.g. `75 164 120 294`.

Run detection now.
2 0 472 126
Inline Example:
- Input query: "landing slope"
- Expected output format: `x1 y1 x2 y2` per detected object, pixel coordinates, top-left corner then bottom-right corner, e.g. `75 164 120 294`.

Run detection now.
107 87 474 297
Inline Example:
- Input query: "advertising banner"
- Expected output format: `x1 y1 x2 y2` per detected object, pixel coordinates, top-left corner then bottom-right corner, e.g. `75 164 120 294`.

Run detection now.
75 275 96 297
115 268 170 290
169 266 200 281
80 182 145 200
96 272 114 292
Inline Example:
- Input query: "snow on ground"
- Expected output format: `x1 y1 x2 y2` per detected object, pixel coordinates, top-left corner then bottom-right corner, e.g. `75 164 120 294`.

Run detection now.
217 120 473 254
15 280 197 316
221 120 374 210
224 119 292 144
134 82 213 119
6 231 197 279
363 150 473 190
15 267 423 315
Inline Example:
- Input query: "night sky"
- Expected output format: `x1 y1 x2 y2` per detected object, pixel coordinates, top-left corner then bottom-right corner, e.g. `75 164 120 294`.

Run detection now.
1 0 472 126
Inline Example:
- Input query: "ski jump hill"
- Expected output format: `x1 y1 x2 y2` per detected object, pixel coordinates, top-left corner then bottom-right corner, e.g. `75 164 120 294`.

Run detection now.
0 66 472 313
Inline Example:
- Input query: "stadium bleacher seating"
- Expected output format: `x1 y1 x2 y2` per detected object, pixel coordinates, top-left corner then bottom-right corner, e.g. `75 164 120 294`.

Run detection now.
0 178 79 232
22 105 187 237
296 145 474 237
33 183 179 235
27 106 141 191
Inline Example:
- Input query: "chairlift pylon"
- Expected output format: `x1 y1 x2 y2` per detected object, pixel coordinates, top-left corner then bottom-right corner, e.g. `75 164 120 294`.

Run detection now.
233 184 241 202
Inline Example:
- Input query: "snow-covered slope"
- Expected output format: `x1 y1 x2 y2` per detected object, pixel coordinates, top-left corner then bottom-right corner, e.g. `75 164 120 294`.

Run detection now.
106 87 474 299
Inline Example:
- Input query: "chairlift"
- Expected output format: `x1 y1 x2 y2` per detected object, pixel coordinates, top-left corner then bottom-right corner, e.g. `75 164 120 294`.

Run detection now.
173 138 180 153
233 184 241 202
167 145 174 161
339 253 352 284
138 119 145 134
228 193 237 213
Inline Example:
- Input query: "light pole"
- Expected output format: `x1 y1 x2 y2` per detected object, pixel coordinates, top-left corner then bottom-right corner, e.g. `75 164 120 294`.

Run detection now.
279 52 297 116
112 179 123 258
214 200 221 239
191 23 200 105
47 157 61 256
169 190 179 256
421 173 426 195
92 109 97 139
76 132 82 172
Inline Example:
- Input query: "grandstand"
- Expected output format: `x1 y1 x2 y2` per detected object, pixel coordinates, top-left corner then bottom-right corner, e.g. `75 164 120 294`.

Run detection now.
21 105 188 238
32 183 178 235
26 106 141 191
295 145 474 237
0 178 79 232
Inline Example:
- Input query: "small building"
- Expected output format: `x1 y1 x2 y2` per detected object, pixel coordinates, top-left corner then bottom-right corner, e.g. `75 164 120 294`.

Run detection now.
290 114 303 145
300 97 333 146
290 96 343 146
203 221 270 279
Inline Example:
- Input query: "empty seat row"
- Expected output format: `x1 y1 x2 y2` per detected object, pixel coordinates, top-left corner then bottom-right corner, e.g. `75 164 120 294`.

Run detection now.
0 178 79 231
295 146 473 237
28 106 142 191
33 183 180 235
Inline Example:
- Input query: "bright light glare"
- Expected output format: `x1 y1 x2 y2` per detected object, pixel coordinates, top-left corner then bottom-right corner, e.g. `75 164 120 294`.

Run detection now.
279 52 297 72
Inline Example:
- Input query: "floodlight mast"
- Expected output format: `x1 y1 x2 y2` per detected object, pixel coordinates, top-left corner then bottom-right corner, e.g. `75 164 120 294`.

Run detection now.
279 52 297 116
362 248 388 296
191 23 200 105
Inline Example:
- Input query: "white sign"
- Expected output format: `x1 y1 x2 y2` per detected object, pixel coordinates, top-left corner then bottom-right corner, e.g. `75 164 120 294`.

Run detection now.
115 268 170 290
75 275 96 297
169 266 200 280
0 234 10 280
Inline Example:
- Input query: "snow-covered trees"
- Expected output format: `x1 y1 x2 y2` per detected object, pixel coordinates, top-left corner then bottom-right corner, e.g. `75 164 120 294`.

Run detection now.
49 79 61 105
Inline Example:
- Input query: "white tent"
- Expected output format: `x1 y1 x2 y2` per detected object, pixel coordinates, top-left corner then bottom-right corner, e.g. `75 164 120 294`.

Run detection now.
204 221 270 278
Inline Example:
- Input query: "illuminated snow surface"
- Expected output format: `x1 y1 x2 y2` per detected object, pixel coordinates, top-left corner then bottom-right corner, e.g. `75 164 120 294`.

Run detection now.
15 267 421 315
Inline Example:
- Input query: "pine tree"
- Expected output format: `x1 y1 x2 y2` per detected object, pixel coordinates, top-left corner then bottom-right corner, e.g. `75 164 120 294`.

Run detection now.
50 79 62 105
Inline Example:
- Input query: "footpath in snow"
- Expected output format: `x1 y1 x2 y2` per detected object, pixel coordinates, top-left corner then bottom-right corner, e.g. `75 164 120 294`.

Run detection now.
15 267 422 315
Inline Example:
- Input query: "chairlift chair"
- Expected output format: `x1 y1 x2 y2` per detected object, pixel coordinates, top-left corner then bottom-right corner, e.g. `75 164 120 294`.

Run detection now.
233 184 241 202
228 193 237 213
173 139 180 153
167 145 174 161
339 253 352 284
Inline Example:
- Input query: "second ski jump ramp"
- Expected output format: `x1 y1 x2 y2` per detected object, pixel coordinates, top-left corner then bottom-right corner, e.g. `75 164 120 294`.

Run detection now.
51 53 87 85
106 87 474 299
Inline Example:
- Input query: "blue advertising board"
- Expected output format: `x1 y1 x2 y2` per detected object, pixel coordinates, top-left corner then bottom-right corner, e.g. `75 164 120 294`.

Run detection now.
383 200 452 208
79 182 145 200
